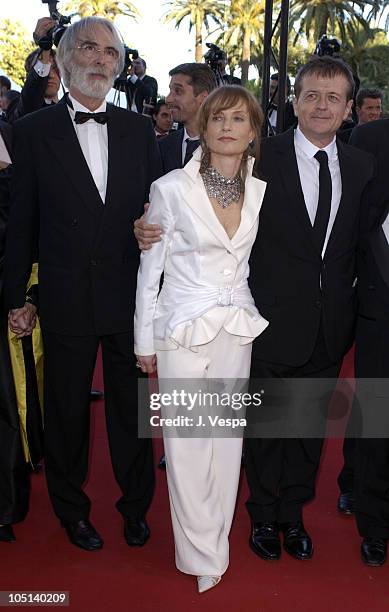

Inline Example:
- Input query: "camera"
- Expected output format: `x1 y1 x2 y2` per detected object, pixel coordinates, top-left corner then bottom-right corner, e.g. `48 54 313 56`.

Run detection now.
204 43 226 71
314 35 341 57
38 1 75 48
114 46 139 85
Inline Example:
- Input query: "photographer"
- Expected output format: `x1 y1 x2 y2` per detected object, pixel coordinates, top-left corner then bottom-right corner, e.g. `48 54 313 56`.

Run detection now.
6 18 60 124
217 50 241 85
127 57 158 113
152 99 173 138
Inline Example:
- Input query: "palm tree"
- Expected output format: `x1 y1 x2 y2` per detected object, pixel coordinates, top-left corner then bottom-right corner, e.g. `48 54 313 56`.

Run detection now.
219 0 265 85
289 0 380 44
64 0 139 21
163 0 227 62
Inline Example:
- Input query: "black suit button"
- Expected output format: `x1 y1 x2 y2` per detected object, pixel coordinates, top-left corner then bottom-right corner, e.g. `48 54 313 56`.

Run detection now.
315 300 322 308
72 218 78 226
91 259 97 266
368 285 375 290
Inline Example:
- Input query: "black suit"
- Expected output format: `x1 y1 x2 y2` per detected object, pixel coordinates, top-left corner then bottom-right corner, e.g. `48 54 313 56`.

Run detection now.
158 128 185 174
6 69 55 124
244 128 374 523
348 118 389 538
127 74 158 113
4 100 162 523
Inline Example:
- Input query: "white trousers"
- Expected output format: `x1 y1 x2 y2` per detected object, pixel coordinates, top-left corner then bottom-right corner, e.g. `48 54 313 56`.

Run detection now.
156 328 252 576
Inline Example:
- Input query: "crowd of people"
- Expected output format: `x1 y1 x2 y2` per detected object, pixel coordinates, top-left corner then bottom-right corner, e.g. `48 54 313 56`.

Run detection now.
1 13 389 596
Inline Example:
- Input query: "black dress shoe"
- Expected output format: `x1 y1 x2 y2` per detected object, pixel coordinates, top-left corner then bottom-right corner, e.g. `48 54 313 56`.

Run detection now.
280 521 313 560
361 538 387 566
249 522 281 560
338 491 355 515
158 454 166 470
90 389 104 401
62 519 103 551
124 518 150 546
0 525 16 542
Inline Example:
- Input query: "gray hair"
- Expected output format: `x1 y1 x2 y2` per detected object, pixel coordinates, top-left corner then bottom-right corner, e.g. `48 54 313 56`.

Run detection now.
56 17 125 87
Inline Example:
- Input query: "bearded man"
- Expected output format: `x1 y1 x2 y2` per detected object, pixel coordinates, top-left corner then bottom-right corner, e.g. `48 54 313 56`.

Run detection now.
4 17 161 551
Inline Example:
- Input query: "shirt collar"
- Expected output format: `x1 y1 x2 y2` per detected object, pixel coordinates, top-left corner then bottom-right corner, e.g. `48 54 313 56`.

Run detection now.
295 125 337 161
183 127 199 142
67 94 107 118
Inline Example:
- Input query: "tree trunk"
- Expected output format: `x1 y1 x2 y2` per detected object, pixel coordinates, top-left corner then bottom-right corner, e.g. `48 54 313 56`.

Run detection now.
195 14 202 63
241 28 251 85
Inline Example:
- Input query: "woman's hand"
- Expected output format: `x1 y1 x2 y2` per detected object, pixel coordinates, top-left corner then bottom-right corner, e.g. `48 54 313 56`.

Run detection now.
136 354 157 374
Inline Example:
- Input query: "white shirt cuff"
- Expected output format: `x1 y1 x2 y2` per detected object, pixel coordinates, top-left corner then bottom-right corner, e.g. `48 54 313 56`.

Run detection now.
34 60 51 78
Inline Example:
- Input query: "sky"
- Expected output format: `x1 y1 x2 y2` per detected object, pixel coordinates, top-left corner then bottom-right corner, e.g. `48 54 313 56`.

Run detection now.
2 0 231 96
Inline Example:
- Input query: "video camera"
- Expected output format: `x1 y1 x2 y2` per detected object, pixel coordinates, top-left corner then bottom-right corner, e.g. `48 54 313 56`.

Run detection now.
314 35 341 57
38 0 76 48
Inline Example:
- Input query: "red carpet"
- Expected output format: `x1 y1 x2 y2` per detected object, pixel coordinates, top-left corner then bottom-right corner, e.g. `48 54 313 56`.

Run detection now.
2 350 389 612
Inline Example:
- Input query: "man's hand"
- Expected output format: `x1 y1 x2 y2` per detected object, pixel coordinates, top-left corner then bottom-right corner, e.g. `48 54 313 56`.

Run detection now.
134 203 162 250
9 303 37 338
136 354 157 374
33 17 57 45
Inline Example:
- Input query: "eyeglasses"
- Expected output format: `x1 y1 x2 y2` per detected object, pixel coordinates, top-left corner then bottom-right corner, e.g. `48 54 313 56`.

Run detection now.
75 42 119 61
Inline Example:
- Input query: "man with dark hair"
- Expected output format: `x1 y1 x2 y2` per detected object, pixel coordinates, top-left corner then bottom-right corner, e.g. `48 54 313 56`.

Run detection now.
355 88 383 125
268 72 297 135
0 76 11 119
347 116 389 566
244 55 373 563
152 99 173 138
158 62 216 173
0 76 11 95
127 56 158 114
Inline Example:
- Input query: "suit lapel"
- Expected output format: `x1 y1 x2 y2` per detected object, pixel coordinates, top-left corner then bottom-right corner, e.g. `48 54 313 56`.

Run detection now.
324 139 357 257
232 173 266 246
183 175 237 255
44 100 103 216
104 104 131 211
275 131 318 254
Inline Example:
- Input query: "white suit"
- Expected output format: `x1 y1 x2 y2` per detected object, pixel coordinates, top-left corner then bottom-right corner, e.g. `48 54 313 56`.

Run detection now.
134 148 268 576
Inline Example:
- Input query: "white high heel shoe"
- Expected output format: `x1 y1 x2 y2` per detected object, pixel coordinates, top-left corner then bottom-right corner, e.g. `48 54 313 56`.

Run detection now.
197 575 222 594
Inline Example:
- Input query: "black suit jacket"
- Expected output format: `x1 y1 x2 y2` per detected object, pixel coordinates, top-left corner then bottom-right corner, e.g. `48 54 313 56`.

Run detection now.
127 74 158 113
0 120 12 307
4 100 162 336
158 128 185 174
249 128 374 366
6 69 54 124
350 118 389 322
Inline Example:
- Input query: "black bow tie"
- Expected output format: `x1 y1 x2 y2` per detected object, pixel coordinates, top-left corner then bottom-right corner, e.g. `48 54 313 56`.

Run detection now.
74 111 108 125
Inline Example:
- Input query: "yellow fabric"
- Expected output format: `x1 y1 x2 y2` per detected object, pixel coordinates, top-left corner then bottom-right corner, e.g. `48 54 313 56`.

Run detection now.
7 263 44 463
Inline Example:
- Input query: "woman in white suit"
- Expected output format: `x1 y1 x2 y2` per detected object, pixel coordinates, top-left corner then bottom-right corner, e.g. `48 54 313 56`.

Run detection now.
134 86 268 593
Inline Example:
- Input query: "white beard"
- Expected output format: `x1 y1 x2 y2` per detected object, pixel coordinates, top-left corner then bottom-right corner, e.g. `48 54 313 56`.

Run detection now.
70 64 115 99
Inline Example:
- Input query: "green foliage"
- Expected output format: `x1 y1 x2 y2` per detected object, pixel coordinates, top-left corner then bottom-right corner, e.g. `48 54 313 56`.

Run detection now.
163 0 226 62
64 0 140 20
0 19 35 87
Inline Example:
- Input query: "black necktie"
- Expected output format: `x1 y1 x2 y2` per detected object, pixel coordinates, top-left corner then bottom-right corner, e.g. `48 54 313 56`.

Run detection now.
74 111 108 125
313 150 332 254
184 138 200 166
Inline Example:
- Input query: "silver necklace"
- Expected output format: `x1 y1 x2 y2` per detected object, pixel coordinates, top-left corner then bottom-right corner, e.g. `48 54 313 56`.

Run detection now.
201 165 242 209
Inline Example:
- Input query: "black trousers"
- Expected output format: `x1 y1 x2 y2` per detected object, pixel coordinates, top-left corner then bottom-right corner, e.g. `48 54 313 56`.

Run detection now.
42 330 154 523
354 315 389 538
245 325 341 523
0 323 30 525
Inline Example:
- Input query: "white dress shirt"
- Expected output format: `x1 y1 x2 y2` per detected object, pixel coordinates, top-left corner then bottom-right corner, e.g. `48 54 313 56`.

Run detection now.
181 127 200 166
67 94 108 203
129 73 144 113
294 126 342 256
382 214 389 245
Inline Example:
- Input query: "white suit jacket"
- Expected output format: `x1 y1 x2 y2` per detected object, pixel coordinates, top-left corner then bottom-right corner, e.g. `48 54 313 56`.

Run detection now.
134 148 269 356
